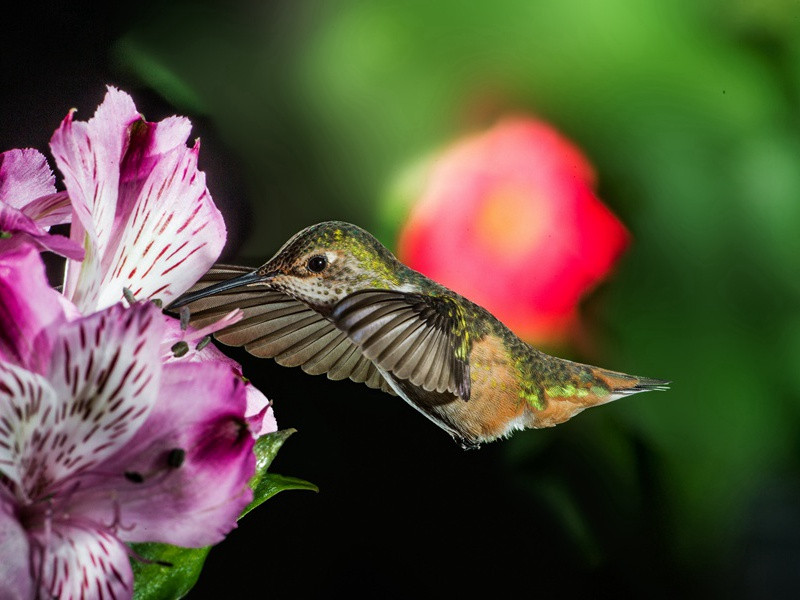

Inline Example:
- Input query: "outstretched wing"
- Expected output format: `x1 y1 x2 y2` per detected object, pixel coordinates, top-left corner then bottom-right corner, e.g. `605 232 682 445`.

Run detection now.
180 265 395 393
330 290 471 400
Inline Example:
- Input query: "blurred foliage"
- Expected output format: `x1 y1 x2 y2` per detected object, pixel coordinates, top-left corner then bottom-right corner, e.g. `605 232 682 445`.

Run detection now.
112 0 800 594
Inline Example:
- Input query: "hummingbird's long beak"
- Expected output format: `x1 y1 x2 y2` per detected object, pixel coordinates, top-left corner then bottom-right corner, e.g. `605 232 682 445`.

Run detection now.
167 270 275 309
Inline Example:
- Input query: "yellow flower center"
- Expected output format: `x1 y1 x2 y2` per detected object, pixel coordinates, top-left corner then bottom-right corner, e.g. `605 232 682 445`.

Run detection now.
475 184 545 260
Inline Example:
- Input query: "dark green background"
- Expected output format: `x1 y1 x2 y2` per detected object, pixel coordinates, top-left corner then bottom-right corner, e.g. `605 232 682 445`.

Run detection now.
4 1 800 597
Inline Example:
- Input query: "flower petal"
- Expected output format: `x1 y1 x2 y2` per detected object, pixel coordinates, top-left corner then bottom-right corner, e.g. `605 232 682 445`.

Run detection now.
21 191 73 227
0 204 84 260
0 149 57 211
0 490 34 600
160 315 276 438
0 359 60 492
50 88 140 249
76 361 254 547
248 400 277 439
52 86 225 312
41 302 163 485
51 87 142 311
0 203 42 238
33 525 132 600
96 137 225 309
0 245 68 372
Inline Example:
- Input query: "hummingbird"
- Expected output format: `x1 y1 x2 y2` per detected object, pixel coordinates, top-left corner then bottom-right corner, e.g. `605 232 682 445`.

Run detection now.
169 221 668 448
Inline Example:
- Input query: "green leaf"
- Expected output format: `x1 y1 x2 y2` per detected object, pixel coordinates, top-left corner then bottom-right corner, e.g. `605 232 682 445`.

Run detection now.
252 428 297 476
131 543 210 600
241 429 318 518
130 429 314 598
241 472 319 519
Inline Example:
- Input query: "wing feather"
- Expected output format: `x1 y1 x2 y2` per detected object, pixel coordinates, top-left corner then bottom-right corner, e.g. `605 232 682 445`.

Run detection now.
331 290 471 400
176 265 396 394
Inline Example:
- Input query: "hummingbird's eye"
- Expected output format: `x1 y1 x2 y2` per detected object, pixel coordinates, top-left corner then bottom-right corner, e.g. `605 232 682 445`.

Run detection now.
307 255 328 273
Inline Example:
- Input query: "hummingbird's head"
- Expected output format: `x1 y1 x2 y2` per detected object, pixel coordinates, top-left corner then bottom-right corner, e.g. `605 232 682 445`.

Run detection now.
171 221 412 313
258 221 408 310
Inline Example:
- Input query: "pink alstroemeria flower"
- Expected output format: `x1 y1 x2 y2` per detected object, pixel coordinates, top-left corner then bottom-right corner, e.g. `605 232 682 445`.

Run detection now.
0 245 255 600
48 86 276 436
50 86 226 313
0 148 84 260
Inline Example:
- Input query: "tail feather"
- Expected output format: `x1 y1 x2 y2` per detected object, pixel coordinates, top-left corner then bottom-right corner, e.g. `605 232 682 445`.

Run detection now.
628 376 671 393
593 368 671 400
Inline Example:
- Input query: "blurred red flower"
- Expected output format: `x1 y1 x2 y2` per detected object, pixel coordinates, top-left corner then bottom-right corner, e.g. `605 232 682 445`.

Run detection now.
397 118 629 344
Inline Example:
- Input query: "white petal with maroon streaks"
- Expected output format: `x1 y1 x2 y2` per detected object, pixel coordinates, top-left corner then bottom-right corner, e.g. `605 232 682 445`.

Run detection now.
51 86 224 312
97 139 224 308
51 89 141 310
0 360 59 493
41 302 163 486
34 525 132 600
50 88 138 248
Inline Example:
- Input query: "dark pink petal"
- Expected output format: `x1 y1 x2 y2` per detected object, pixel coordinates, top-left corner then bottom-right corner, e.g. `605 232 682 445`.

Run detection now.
21 191 72 227
74 361 254 547
0 151 80 259
0 204 84 260
41 302 163 486
0 490 34 600
0 245 68 372
27 230 85 260
0 149 57 211
249 400 277 438
33 525 132 600
160 315 276 438
0 202 42 238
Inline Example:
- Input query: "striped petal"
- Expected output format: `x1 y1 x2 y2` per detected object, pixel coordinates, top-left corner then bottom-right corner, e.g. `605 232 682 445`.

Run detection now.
50 88 139 251
52 86 225 312
33 526 132 600
95 137 224 309
19 191 72 227
37 302 163 488
0 360 60 494
72 361 255 548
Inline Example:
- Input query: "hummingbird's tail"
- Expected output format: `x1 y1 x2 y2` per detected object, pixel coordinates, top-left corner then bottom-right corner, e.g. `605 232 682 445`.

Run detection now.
590 368 671 401
521 357 670 430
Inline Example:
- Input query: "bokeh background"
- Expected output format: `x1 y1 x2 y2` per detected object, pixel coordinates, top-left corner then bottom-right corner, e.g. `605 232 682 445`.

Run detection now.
4 1 800 597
